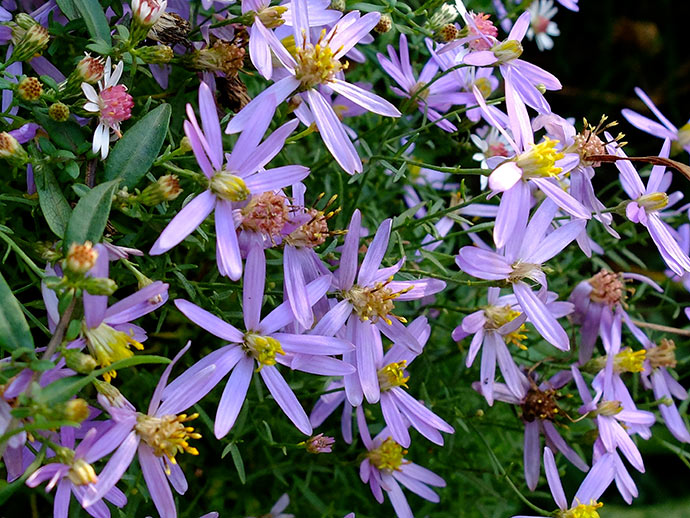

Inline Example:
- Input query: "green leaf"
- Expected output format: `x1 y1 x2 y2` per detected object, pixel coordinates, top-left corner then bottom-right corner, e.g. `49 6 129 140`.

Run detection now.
33 162 71 238
72 0 111 44
0 272 34 353
223 443 247 484
104 104 172 189
63 180 120 249
33 112 87 153
55 0 79 19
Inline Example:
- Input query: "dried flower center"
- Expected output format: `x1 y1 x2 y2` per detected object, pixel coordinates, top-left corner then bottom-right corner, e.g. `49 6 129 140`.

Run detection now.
210 171 250 201
636 192 668 213
243 333 285 368
574 129 606 167
521 388 559 422
99 85 134 128
588 270 624 307
469 13 497 51
483 305 528 350
516 138 564 178
508 261 542 284
294 30 348 90
135 413 201 464
286 208 332 248
342 278 412 325
83 322 144 383
491 39 523 63
558 500 603 518
367 437 407 472
256 5 287 28
191 40 245 76
300 433 335 454
648 338 677 369
378 361 410 391
67 458 98 486
241 192 289 237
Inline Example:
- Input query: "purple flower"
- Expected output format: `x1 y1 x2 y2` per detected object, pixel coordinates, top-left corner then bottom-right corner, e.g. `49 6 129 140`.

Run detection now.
512 447 614 518
149 82 308 280
246 493 294 518
356 407 445 518
225 2 401 173
164 243 354 437
26 427 127 518
621 87 690 155
456 199 584 351
665 223 690 291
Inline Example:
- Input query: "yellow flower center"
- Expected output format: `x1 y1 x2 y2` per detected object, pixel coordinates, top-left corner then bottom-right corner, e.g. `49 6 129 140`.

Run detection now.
483 305 528 350
67 458 98 486
677 122 690 148
243 333 285 369
559 500 604 518
636 192 668 213
378 361 410 391
410 81 430 100
367 437 407 472
491 39 523 63
516 138 564 178
613 347 646 373
209 171 250 202
473 77 493 98
648 338 677 369
83 322 144 382
135 413 201 465
256 5 287 28
294 29 348 90
342 278 413 325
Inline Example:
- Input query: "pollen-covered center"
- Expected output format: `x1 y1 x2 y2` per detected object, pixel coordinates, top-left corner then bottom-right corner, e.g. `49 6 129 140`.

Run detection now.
82 322 144 382
67 458 98 486
367 437 407 472
483 304 528 350
378 361 410 391
135 413 201 464
521 387 560 422
588 269 624 307
210 171 250 201
574 128 606 167
558 500 603 518
243 333 285 368
294 30 348 90
343 278 412 324
516 138 563 178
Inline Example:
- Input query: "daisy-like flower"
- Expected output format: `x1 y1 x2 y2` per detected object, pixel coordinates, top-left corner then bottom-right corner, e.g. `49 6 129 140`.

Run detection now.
26 427 127 518
607 138 690 276
357 407 446 518
225 0 401 173
526 0 560 51
621 87 690 155
149 82 309 280
163 243 354 438
81 58 134 159
471 125 511 171
82 343 214 518
512 447 614 518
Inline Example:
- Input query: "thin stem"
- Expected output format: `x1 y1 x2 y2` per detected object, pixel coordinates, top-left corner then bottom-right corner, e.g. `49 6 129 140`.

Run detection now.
631 319 690 337
0 231 44 278
41 291 77 361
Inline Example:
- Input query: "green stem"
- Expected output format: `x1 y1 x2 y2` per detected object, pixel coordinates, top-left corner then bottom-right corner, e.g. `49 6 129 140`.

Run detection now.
0 230 45 278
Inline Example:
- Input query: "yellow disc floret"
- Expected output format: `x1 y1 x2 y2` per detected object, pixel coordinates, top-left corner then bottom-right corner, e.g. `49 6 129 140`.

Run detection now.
378 361 410 391
209 171 250 201
67 458 98 486
613 347 646 373
294 29 347 90
559 500 604 518
135 412 201 465
83 322 144 382
244 333 285 369
342 277 413 325
483 304 528 350
367 437 407 472
516 138 564 178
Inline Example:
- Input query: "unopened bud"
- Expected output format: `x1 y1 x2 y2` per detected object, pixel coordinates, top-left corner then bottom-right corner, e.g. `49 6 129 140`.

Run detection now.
426 4 458 31
132 0 168 27
492 39 523 64
14 13 38 30
75 54 105 83
82 277 117 296
11 23 50 62
139 174 182 206
64 241 98 274
439 23 458 42
594 400 622 416
63 349 98 374
94 380 129 408
0 132 29 166
299 433 335 454
136 44 174 64
178 136 192 153
62 398 90 423
49 102 71 122
329 0 345 10
256 5 287 28
374 13 392 34
536 83 546 94
17 77 43 101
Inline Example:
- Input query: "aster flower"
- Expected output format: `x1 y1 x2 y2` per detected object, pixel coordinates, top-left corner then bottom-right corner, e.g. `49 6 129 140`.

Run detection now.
149 82 308 281
356 407 446 518
82 343 214 518
322 210 446 405
163 243 354 438
512 447 614 518
225 1 401 173
377 34 466 132
81 57 134 159
621 87 690 155
665 223 690 291
606 138 690 276
526 0 560 51
246 493 295 518
26 427 127 518
457 199 585 351
473 369 589 491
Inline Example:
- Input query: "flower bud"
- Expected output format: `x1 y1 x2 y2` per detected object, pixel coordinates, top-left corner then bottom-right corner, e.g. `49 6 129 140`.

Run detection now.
0 132 29 166
11 22 50 62
63 349 98 374
492 39 523 64
594 400 622 416
94 380 129 408
76 54 105 83
82 277 118 296
61 398 90 423
139 174 182 206
133 0 168 27
374 14 392 34
178 136 192 153
425 4 457 32
64 241 98 274
136 44 174 64
299 433 335 454
329 0 345 11
439 23 458 42
256 5 287 29
17 77 43 102
49 102 71 122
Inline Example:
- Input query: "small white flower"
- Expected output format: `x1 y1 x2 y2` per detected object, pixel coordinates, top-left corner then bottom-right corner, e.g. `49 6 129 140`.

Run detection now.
526 0 560 51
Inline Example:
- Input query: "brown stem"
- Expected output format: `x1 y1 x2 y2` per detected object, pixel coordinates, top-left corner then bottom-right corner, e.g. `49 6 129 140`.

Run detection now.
631 319 690 337
41 291 77 361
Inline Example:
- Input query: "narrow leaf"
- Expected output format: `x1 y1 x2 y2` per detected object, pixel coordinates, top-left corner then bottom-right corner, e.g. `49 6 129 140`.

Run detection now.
72 0 112 44
0 272 34 353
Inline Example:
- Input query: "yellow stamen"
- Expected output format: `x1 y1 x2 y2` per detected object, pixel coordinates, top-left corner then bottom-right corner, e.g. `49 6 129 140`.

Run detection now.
378 361 410 391
614 347 646 373
559 499 604 518
209 171 250 202
244 333 285 369
516 138 564 178
135 413 201 464
67 458 98 486
342 277 413 324
83 322 144 382
293 29 348 90
367 437 407 472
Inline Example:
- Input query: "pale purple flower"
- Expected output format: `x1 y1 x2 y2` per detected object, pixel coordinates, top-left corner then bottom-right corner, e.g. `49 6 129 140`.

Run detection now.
356 407 445 518
310 379 354 443
246 493 295 518
526 0 560 51
512 447 614 518
621 87 690 154
607 137 690 276
457 199 585 351
26 427 127 518
225 2 401 173
665 223 690 291
164 243 354 438
149 82 308 281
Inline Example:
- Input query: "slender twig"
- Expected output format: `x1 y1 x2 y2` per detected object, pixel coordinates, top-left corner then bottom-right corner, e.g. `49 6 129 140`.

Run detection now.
631 319 690 337
41 292 77 361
